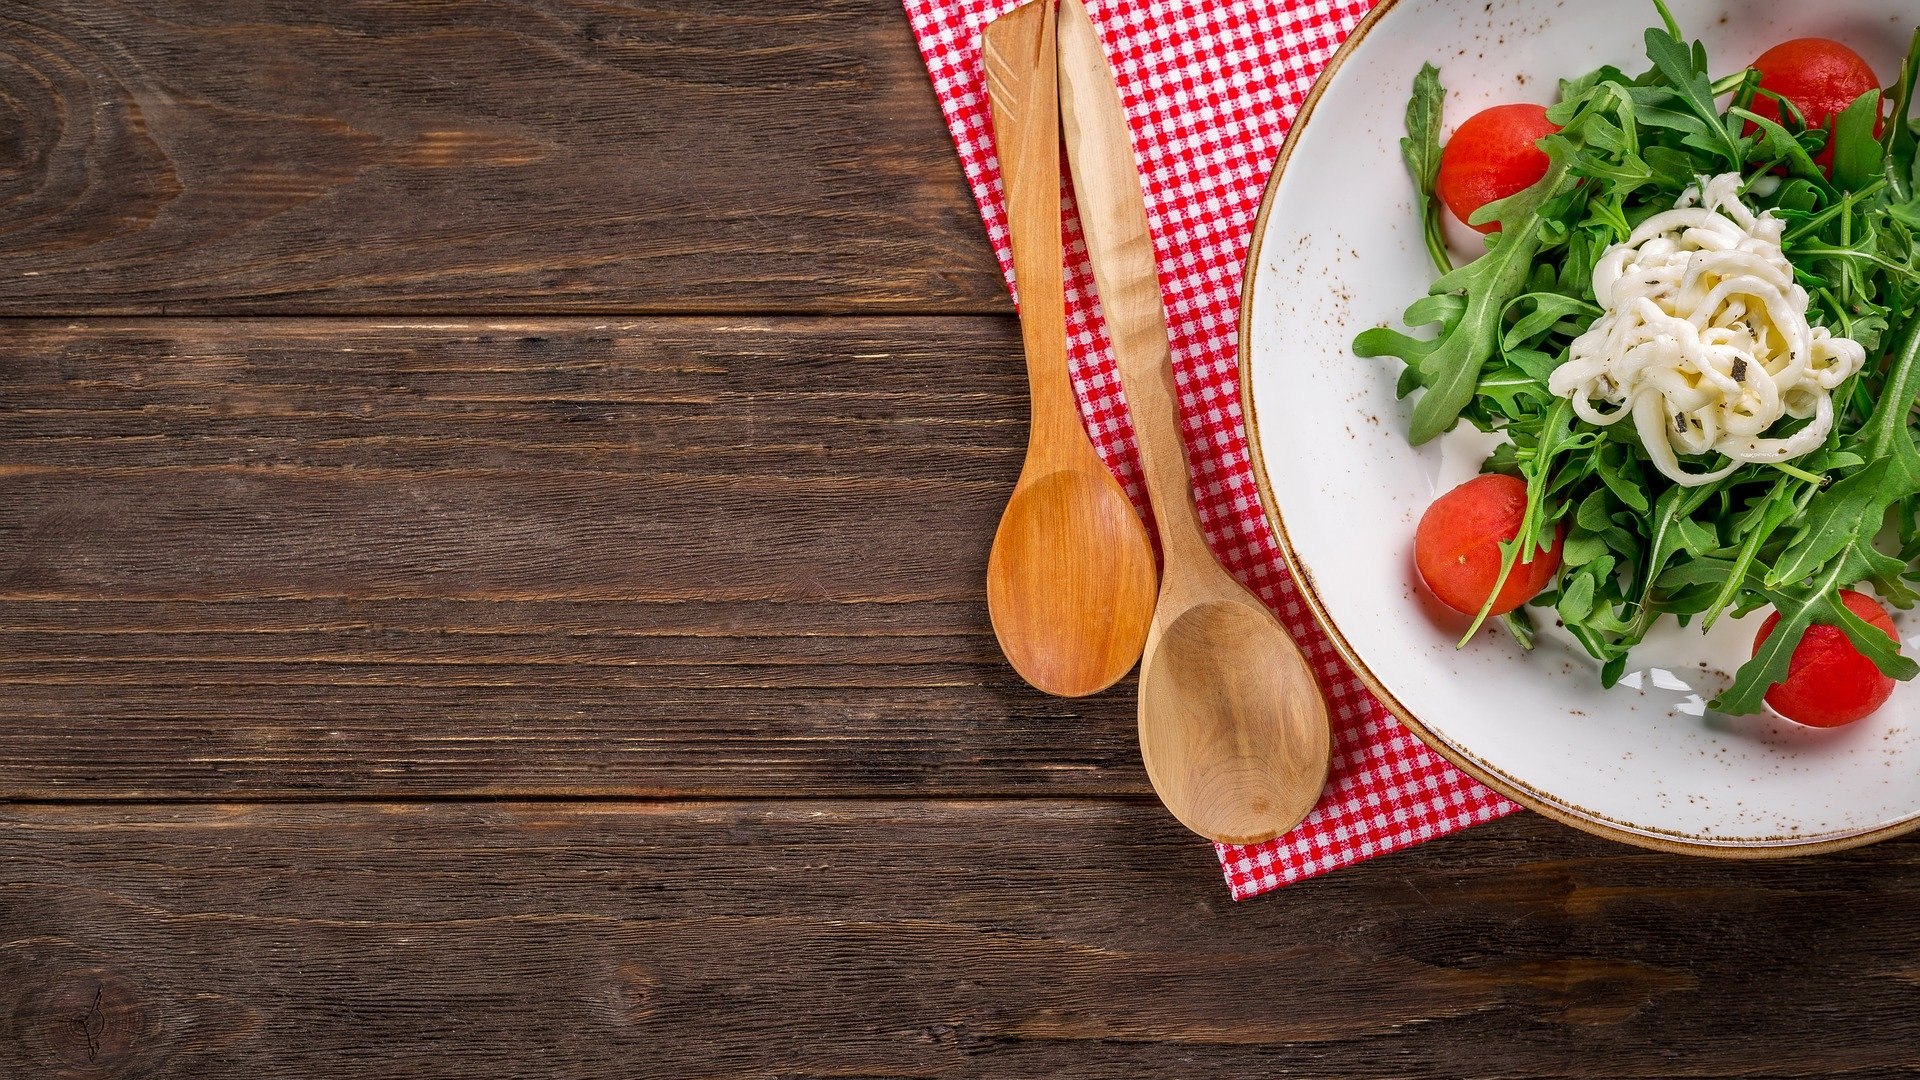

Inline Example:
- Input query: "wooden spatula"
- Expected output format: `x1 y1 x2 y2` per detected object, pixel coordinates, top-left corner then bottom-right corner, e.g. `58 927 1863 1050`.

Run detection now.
1057 0 1331 843
981 0 1158 699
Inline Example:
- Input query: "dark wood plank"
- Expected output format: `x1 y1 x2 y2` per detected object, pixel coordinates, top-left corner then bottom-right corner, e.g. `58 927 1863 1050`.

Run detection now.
1 802 1916 1079
0 316 1153 799
0 1 1006 314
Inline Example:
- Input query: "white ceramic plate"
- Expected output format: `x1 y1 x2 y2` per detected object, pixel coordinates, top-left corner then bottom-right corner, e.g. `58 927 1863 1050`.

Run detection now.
1239 0 1920 853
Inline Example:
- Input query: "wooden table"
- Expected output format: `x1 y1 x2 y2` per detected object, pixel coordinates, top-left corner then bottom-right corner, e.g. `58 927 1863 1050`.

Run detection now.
2 4 1916 1076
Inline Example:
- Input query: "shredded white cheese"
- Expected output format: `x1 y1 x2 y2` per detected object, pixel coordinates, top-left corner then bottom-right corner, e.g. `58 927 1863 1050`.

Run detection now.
1547 172 1865 486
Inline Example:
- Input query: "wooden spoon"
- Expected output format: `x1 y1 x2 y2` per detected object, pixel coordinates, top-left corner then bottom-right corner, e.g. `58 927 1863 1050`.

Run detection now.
1056 0 1330 843
981 0 1158 699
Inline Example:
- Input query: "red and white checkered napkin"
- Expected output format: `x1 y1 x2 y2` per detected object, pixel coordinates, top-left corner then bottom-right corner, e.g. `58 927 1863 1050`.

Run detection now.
903 0 1521 896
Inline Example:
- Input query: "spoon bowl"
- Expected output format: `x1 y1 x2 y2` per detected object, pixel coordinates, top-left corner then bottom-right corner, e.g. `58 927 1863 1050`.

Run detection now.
1138 597 1331 845
988 467 1159 697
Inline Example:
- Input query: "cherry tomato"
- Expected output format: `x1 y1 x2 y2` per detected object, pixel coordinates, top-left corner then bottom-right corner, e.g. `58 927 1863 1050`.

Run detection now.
1752 590 1899 728
1747 38 1882 174
1436 104 1559 234
1414 473 1563 617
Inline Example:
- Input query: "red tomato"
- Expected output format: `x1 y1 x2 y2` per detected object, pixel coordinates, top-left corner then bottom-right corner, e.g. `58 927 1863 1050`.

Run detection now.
1436 104 1559 234
1414 473 1563 617
1748 38 1882 174
1752 590 1899 727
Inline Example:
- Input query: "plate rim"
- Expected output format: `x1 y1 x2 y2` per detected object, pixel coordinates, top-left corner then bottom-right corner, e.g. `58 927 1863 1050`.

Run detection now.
1232 0 1920 857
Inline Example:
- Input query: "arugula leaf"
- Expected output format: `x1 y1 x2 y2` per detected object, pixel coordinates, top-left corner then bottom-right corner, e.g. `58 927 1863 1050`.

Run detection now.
1502 347 1562 386
1649 0 1683 40
1767 459 1901 588
1401 64 1452 275
1731 106 1833 186
1639 24 1743 166
1474 366 1548 418
1883 28 1920 204
1557 572 1598 623
1831 89 1885 192
1717 565 1919 716
1701 475 1806 629
1562 529 1611 566
1594 441 1651 513
1501 292 1601 351
1633 483 1718 607
1575 487 1614 532
1395 155 1576 445
1626 86 1735 162
1501 609 1537 650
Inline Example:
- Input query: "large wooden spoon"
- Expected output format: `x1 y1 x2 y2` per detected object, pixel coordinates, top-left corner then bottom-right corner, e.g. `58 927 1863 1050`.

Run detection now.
981 0 1158 699
1057 0 1330 843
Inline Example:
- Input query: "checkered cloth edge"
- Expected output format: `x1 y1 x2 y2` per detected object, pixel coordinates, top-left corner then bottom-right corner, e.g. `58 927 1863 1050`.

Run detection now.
901 0 1520 897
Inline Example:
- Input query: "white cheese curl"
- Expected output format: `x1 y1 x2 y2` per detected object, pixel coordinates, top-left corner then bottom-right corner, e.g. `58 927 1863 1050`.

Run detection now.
1547 173 1864 486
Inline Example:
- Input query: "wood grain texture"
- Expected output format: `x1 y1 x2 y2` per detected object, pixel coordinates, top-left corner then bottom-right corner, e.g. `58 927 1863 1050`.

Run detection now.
0 316 1153 798
0 1 1006 314
6 12 1907 1079
2 802 1918 1079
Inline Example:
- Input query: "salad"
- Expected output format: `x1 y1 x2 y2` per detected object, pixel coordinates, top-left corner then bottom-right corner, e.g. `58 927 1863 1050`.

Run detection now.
1357 2 1920 727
